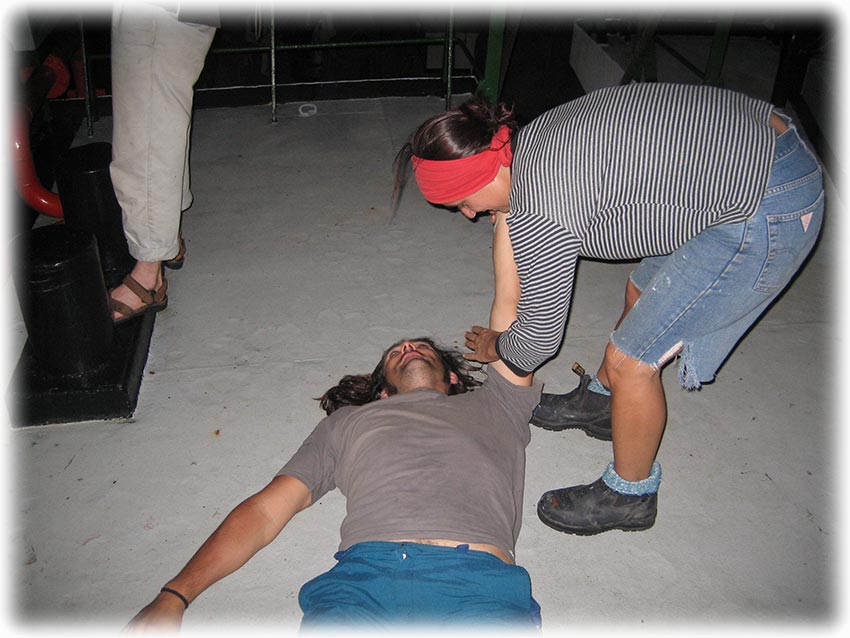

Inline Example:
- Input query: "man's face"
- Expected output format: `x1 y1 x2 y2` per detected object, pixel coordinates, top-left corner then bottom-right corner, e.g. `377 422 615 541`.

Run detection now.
381 339 451 397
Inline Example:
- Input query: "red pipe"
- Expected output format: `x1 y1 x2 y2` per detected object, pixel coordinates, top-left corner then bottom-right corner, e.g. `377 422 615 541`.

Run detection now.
14 109 64 218
42 53 71 99
13 58 65 218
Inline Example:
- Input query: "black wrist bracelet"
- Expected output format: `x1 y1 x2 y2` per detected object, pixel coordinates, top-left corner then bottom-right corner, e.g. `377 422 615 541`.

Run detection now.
160 586 189 609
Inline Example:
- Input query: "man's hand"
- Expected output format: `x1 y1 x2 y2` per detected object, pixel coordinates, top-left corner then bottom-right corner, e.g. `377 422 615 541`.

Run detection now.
464 326 501 363
122 592 185 634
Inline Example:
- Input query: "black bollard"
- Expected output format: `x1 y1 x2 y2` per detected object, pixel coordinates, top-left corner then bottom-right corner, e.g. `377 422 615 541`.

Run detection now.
14 224 114 379
55 142 133 289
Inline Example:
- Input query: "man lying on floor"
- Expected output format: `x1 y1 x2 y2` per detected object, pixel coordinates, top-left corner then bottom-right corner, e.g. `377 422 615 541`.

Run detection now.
125 337 543 632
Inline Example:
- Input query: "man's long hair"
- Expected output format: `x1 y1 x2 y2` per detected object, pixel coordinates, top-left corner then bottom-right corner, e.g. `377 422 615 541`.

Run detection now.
318 337 483 415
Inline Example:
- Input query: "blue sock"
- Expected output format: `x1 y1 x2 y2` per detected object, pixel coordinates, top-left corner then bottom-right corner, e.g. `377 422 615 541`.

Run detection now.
587 375 611 396
602 461 662 495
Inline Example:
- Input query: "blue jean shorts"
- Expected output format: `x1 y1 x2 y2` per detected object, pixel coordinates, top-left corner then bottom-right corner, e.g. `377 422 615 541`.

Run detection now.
611 115 824 389
298 541 541 632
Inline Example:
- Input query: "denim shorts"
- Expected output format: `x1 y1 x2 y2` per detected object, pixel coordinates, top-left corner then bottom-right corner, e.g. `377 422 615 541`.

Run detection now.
298 541 541 632
611 115 824 389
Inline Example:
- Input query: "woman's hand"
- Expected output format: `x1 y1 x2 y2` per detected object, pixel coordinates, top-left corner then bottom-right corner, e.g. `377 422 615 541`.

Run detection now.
122 593 185 634
464 326 501 362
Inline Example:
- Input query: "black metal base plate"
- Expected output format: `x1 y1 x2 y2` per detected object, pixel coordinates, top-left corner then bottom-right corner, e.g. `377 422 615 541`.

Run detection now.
6 311 156 427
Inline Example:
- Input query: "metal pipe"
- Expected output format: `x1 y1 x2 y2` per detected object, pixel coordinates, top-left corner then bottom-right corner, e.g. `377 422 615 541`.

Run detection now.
445 12 454 109
14 64 64 218
190 75 476 96
270 11 277 123
209 37 448 55
79 17 96 137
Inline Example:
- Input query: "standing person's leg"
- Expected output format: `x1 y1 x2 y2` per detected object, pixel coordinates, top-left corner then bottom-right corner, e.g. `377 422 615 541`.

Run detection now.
160 122 195 270
537 120 824 535
108 2 214 321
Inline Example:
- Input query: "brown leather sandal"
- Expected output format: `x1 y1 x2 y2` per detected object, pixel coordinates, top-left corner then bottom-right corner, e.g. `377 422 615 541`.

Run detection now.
110 274 169 324
163 236 186 270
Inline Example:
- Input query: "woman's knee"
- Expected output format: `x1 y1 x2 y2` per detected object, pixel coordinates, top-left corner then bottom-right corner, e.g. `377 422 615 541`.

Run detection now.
601 342 659 386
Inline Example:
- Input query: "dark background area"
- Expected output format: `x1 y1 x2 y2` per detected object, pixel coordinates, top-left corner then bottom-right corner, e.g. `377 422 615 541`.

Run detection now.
10 10 835 236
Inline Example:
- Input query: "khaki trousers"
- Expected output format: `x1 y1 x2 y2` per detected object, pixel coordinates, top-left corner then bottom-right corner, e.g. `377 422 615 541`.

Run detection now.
109 1 215 262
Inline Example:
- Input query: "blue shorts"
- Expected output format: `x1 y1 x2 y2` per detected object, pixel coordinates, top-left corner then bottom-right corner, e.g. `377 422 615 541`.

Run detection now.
298 541 541 632
611 115 824 389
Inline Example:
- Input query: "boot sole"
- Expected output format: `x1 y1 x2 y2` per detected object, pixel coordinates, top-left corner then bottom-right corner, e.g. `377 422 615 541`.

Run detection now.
536 504 655 535
529 417 612 441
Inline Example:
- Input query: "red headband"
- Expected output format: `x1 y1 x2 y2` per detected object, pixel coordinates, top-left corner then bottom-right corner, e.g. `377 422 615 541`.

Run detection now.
411 125 513 204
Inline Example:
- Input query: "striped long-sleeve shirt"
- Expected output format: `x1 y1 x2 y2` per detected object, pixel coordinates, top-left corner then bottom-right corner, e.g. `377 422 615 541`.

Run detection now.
496 83 776 375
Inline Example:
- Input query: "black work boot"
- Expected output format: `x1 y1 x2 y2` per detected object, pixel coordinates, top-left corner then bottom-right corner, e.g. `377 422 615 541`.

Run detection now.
530 363 612 440
537 478 657 535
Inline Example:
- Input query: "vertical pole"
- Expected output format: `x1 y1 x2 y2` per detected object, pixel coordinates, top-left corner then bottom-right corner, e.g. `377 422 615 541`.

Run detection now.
79 17 95 137
444 11 455 110
476 10 506 104
703 19 731 86
271 10 278 123
619 20 659 85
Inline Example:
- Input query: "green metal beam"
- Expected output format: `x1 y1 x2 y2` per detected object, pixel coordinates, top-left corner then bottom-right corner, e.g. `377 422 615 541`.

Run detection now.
475 12 506 104
703 19 732 86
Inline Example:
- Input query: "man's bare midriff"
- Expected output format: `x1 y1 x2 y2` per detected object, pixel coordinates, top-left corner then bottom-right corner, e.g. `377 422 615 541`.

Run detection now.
391 538 514 564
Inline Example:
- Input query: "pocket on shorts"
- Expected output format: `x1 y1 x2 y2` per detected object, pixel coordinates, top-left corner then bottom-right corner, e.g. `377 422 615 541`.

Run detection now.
753 191 824 294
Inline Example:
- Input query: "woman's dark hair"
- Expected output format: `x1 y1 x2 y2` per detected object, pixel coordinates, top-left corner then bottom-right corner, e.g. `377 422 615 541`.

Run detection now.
391 97 517 209
318 337 483 415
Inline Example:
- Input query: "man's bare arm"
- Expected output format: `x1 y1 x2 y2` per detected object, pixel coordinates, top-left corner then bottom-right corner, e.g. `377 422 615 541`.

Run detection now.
124 474 312 633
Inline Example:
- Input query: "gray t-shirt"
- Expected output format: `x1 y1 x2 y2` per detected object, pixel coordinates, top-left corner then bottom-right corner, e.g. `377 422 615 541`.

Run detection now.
278 367 542 559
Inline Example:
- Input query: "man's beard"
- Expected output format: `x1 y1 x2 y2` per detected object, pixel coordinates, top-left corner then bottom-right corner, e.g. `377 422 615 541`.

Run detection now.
383 357 445 396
